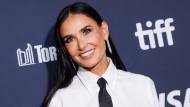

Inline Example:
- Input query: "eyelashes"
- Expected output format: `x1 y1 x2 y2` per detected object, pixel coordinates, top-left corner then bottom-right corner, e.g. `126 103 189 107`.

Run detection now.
63 27 93 44
64 35 75 43
83 28 92 35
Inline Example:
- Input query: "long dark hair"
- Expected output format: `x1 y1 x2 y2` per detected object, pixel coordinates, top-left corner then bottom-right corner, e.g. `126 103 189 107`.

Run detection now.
41 2 126 107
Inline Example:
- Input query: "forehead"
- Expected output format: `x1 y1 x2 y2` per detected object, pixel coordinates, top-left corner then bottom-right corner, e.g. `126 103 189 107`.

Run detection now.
60 14 98 33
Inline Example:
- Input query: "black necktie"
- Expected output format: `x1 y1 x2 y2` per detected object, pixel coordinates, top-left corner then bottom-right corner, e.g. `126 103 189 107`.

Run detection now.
97 77 113 107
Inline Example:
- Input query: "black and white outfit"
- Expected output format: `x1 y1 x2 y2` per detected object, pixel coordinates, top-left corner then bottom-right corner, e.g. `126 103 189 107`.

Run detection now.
49 58 159 107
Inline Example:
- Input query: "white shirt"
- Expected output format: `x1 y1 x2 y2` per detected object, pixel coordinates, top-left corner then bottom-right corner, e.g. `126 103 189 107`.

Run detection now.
49 58 159 107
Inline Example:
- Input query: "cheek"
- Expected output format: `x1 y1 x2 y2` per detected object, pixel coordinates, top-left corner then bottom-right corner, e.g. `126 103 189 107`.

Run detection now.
65 44 78 56
90 30 105 44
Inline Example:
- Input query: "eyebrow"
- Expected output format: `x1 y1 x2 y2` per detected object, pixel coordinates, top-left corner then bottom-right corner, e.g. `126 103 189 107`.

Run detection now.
62 25 92 39
80 25 92 32
62 34 71 40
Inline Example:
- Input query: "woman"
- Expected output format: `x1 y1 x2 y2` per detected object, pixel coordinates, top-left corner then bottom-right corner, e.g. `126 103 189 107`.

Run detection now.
42 2 159 107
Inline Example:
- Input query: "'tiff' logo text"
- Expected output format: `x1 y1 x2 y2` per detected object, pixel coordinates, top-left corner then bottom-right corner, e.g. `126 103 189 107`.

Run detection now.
135 18 175 50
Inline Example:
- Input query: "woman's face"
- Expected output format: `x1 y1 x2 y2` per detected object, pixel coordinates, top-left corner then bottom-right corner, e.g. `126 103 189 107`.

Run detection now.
60 14 109 69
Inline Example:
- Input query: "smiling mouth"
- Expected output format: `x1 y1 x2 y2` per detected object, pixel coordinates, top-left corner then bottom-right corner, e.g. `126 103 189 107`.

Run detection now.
80 49 95 57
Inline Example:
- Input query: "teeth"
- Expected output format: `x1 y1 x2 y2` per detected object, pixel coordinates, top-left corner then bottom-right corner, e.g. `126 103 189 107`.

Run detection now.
81 49 94 57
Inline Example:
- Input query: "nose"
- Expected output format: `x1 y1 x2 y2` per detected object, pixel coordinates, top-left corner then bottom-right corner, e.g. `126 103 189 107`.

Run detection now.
77 38 87 51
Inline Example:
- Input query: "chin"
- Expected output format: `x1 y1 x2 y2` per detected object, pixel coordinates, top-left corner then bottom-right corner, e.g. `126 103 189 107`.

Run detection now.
80 62 97 70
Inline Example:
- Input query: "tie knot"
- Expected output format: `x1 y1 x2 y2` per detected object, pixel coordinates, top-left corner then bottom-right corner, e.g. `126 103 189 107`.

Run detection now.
97 77 107 88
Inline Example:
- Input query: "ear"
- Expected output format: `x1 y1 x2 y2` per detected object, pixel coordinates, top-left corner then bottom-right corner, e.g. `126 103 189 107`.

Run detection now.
101 21 109 40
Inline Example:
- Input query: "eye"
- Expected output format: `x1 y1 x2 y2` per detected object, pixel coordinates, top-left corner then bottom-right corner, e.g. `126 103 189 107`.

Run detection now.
64 36 75 43
83 28 92 35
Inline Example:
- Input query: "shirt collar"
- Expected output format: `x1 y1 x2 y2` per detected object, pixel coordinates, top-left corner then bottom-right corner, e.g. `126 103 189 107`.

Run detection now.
77 57 117 95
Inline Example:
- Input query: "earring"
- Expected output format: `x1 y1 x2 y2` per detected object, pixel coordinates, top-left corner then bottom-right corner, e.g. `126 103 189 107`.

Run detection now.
69 56 76 70
106 39 112 53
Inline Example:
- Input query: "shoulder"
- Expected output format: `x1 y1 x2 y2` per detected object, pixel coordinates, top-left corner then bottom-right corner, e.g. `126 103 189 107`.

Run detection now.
115 69 159 107
53 75 83 97
49 75 84 104
116 69 154 85
116 69 156 95
49 75 85 106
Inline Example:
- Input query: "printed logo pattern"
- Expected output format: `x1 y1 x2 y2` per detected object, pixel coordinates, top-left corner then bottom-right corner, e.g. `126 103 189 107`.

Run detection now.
135 18 175 50
17 43 57 67
17 43 35 66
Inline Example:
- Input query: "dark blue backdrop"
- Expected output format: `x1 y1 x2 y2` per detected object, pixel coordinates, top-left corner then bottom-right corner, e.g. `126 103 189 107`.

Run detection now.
0 0 189 107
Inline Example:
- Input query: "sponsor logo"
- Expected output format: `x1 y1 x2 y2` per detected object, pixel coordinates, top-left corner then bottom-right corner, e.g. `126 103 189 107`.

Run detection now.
135 18 175 50
17 43 57 66
159 88 190 107
17 43 35 66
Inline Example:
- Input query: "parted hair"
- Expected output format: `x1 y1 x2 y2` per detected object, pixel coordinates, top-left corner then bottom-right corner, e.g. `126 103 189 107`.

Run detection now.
41 2 126 107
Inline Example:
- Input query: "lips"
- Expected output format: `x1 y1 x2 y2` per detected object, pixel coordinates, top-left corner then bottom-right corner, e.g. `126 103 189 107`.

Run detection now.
80 49 95 59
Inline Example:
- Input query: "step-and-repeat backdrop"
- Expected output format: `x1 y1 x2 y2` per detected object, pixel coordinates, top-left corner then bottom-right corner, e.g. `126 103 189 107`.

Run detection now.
0 0 189 107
